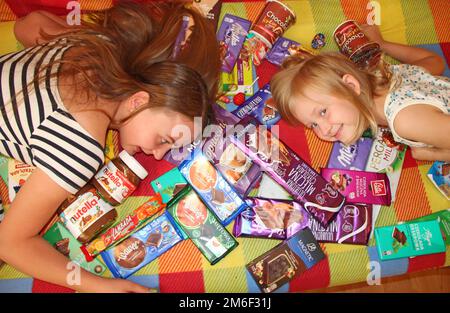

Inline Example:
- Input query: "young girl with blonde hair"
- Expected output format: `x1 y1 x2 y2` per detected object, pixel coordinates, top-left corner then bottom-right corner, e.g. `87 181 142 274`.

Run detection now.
271 25 449 161
0 1 220 292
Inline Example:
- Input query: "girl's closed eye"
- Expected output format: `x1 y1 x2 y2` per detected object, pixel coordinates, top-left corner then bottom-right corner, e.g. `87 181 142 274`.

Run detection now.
320 108 327 116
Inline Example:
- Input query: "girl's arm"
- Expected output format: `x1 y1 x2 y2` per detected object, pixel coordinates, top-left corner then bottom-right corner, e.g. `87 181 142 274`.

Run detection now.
361 24 446 76
410 147 450 162
14 11 72 48
0 168 150 293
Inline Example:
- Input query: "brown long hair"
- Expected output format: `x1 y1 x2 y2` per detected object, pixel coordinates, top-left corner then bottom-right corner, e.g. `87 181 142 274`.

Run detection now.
271 52 392 144
39 1 221 127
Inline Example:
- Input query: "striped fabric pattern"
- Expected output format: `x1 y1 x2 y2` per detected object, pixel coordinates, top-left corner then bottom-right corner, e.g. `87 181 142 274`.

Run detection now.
0 43 104 194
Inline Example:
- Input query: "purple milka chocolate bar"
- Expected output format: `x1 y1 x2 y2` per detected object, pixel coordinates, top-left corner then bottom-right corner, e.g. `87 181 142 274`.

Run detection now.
308 203 373 245
230 118 345 227
321 168 392 206
327 138 373 171
217 14 251 73
233 198 309 239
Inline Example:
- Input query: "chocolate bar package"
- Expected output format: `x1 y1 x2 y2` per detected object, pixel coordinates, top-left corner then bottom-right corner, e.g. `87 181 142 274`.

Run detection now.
167 186 238 265
220 54 256 96
178 148 248 225
412 209 450 245
427 161 450 200
256 174 293 200
217 14 251 73
100 211 184 278
171 15 191 59
231 84 281 127
151 168 188 203
308 203 373 245
43 222 107 276
246 228 325 293
321 168 392 206
365 128 406 202
375 219 446 261
265 37 313 67
327 137 373 171
230 118 345 227
202 116 262 197
82 194 165 259
233 198 309 239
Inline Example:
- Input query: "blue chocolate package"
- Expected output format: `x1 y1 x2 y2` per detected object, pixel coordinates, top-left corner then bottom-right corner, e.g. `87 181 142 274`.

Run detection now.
101 212 184 279
178 149 248 225
286 228 326 269
231 84 280 127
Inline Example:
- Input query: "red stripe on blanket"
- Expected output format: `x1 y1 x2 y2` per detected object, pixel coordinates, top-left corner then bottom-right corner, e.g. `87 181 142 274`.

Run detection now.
159 270 205 293
407 252 446 274
32 278 75 293
289 258 331 292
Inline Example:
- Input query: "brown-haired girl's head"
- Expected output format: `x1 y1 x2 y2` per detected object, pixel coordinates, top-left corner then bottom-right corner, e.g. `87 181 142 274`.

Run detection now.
270 52 391 145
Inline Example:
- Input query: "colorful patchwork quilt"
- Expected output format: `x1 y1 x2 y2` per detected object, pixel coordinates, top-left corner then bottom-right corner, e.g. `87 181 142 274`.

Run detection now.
0 0 449 293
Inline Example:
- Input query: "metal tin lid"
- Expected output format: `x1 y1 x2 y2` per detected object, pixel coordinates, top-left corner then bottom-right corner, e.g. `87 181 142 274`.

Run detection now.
118 150 148 180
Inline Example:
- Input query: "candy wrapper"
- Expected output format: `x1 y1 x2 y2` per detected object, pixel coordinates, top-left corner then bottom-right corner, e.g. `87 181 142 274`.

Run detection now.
427 161 450 200
43 222 107 276
178 149 248 225
220 55 256 96
265 37 313 67
151 168 187 203
321 168 391 206
8 159 33 202
375 219 446 261
101 211 184 278
327 137 373 171
308 203 373 245
246 228 325 293
82 194 165 260
412 209 450 245
232 84 281 127
171 15 191 59
365 128 406 201
256 174 292 200
167 186 238 265
231 117 345 227
217 14 251 73
233 198 309 239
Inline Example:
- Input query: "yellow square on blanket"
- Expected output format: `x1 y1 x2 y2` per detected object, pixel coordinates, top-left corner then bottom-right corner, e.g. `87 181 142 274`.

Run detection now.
0 21 23 55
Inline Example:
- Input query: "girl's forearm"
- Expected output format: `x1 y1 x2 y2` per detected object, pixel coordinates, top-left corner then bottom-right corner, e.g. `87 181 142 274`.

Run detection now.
380 41 445 75
1 236 104 292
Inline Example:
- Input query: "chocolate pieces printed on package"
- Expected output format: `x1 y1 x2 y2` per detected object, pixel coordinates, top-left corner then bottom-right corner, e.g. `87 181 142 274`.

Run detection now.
321 168 392 206
265 37 313 67
178 149 248 225
246 228 325 293
167 186 238 265
230 117 345 227
100 211 183 278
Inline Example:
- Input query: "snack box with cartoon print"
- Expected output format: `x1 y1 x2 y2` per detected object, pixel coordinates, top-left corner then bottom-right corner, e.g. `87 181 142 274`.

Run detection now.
374 219 446 261
178 149 248 226
100 211 184 278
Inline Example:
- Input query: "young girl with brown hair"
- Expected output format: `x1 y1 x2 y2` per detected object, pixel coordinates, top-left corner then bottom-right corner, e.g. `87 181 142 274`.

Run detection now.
0 1 220 292
271 25 449 161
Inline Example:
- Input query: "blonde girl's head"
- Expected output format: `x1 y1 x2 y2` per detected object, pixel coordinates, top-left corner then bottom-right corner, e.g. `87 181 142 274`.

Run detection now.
270 52 392 144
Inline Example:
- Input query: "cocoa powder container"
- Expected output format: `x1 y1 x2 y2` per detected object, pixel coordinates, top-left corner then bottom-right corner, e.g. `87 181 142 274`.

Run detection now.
93 151 148 206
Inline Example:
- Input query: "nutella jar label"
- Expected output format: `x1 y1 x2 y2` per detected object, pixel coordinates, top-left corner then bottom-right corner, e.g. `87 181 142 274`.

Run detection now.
94 161 137 203
60 192 115 239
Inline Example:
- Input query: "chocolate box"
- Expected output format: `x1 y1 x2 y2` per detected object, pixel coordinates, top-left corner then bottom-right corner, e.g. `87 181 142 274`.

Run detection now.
230 117 345 227
178 148 248 225
100 211 184 278
427 161 450 200
167 186 238 265
412 209 450 245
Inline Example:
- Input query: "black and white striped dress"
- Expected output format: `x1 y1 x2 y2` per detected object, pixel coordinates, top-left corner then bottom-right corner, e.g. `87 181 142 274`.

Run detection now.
0 42 105 194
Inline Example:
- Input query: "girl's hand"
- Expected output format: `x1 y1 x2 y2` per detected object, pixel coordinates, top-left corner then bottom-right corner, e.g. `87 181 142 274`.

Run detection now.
360 24 385 47
92 278 157 293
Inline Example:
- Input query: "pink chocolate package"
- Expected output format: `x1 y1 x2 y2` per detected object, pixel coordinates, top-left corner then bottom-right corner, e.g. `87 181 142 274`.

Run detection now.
321 168 392 206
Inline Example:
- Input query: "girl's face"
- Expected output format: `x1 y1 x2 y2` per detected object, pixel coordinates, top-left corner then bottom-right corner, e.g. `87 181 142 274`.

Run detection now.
292 88 361 144
118 108 197 160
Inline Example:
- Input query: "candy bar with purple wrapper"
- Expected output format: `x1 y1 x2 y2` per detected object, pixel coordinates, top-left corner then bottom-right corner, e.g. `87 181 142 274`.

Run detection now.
266 37 312 67
327 137 373 171
233 198 309 239
321 168 391 206
230 117 345 227
232 84 281 127
217 14 251 73
308 203 373 245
